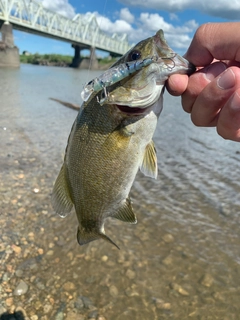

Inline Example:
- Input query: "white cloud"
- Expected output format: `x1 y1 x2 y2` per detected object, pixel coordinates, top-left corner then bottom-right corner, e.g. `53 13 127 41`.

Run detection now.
119 8 135 24
166 33 192 49
95 15 133 34
119 0 240 20
42 0 76 18
134 12 198 53
83 9 198 54
139 13 173 32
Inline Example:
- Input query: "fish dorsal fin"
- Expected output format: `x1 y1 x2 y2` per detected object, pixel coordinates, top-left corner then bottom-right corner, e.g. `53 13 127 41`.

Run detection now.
140 140 158 179
77 227 120 250
113 198 137 224
51 164 73 217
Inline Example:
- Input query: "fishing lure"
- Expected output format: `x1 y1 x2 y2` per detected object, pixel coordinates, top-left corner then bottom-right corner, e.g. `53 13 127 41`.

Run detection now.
81 57 155 103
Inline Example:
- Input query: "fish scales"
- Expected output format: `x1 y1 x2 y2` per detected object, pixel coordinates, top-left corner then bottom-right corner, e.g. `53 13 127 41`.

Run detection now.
52 29 195 249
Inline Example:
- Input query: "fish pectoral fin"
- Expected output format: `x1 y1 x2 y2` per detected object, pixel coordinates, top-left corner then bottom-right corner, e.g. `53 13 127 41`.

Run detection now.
140 140 158 179
113 198 137 224
51 164 73 217
77 227 120 250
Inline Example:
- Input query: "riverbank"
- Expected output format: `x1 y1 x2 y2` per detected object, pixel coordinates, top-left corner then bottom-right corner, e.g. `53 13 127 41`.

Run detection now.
20 53 117 69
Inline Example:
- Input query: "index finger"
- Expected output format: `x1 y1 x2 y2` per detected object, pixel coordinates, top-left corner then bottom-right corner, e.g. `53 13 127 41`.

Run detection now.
185 22 240 66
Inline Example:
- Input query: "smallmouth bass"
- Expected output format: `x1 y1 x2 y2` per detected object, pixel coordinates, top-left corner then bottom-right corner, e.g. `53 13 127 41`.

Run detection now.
52 30 195 249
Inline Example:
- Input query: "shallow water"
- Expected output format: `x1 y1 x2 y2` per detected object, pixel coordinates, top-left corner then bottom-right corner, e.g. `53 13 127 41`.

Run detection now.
1 64 240 320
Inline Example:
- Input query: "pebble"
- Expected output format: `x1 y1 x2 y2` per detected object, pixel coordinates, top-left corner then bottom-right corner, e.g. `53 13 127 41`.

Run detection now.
36 280 45 290
5 297 13 307
155 298 171 310
125 287 139 297
178 286 190 296
162 233 175 243
55 311 64 320
31 316 39 320
15 269 24 277
38 248 44 255
13 279 29 296
33 300 42 310
63 281 76 291
74 297 84 310
12 244 22 254
200 273 214 287
126 269 136 279
101 255 108 262
170 283 189 296
28 232 35 238
82 296 94 309
46 250 54 256
109 285 119 297
212 291 225 301
162 255 173 265
2 273 9 281
88 310 98 319
43 303 53 314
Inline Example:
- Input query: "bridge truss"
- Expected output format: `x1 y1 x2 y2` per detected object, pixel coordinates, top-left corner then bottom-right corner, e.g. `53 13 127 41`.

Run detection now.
0 0 132 55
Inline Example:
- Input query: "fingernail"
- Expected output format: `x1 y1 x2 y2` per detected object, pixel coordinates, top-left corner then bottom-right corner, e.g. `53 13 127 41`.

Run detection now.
230 92 240 111
204 62 226 81
217 68 235 90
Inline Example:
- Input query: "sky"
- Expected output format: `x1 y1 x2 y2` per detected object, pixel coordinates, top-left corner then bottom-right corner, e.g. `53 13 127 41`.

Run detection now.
9 0 240 57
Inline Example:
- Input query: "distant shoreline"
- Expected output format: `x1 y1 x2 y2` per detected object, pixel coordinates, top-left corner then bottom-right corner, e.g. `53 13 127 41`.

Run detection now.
20 53 117 70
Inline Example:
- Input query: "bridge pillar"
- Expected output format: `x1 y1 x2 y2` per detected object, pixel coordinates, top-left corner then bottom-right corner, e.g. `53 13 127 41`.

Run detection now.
0 22 20 68
78 46 99 70
71 44 82 68
89 47 98 70
71 45 98 69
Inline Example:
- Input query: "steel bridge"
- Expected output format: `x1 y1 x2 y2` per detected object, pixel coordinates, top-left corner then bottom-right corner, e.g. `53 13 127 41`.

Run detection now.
0 0 132 56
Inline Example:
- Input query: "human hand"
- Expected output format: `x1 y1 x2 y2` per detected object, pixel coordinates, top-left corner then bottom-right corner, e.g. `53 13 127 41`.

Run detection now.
167 22 240 142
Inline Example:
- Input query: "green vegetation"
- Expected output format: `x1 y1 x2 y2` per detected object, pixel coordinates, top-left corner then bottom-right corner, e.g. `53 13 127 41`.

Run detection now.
20 53 118 67
20 53 72 66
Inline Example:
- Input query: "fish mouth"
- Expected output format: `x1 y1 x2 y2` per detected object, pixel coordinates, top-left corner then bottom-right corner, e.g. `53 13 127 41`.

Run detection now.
116 104 152 115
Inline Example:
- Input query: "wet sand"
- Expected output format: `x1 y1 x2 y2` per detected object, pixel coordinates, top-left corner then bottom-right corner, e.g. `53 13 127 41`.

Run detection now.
1 65 240 320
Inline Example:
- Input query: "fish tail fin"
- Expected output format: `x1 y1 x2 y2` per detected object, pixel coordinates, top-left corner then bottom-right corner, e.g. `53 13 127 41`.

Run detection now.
77 227 120 250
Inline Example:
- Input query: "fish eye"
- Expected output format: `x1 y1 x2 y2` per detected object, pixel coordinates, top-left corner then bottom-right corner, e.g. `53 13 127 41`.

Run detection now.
128 50 141 61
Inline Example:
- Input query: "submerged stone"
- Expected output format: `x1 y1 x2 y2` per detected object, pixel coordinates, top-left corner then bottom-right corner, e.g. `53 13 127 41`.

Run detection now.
13 279 29 296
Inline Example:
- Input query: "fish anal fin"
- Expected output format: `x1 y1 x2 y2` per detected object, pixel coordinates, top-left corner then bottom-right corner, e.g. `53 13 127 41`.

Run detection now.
77 227 120 250
51 164 73 217
113 198 137 224
140 140 158 179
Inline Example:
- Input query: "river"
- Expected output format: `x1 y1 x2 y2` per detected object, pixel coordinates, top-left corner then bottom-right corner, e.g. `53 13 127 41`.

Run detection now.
1 64 240 320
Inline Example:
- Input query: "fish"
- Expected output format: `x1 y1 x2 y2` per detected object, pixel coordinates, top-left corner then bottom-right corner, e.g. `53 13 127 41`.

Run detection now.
51 29 195 249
